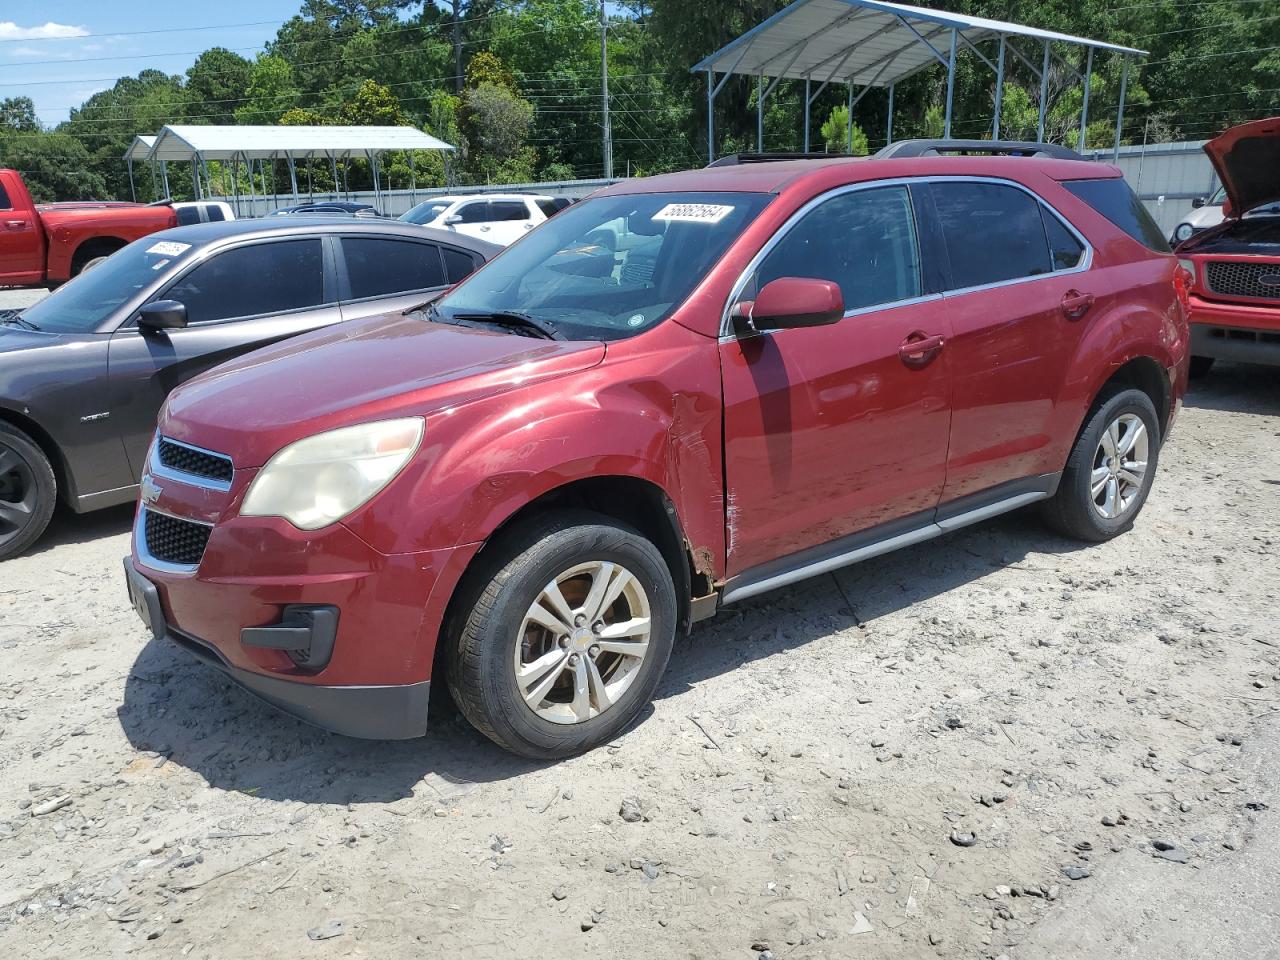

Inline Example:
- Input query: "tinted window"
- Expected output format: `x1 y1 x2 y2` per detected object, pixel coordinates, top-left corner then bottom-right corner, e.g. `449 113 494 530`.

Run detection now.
341 238 445 299
933 182 1052 288
489 200 529 222
1062 178 1170 253
0 182 12 209
754 186 921 311
442 246 477 283
1041 208 1085 270
174 206 202 226
455 202 490 224
535 199 560 217
206 205 226 223
167 240 325 323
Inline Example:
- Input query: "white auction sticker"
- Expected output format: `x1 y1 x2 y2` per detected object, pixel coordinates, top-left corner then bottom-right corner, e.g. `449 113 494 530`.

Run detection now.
651 203 734 224
146 241 191 257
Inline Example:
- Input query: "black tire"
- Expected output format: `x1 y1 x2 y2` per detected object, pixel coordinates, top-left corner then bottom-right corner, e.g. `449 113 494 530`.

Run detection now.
0 422 57 561
1041 386 1161 542
1188 356 1215 379
446 511 676 759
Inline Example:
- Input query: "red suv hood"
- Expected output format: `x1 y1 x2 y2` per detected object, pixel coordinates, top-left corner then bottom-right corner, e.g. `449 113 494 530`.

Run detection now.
1204 116 1280 217
161 312 605 467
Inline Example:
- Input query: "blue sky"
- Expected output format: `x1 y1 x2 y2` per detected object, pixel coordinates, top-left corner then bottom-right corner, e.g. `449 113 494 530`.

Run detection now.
0 2 313 125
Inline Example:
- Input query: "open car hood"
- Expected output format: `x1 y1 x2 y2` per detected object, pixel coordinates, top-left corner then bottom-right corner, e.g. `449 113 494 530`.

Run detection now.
1204 116 1280 218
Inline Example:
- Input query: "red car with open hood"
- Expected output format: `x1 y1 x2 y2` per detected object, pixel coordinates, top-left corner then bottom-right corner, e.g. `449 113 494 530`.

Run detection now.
1175 116 1280 375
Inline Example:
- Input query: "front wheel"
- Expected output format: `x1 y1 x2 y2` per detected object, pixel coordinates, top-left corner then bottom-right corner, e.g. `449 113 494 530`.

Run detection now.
447 512 676 759
1041 386 1161 542
0 423 56 561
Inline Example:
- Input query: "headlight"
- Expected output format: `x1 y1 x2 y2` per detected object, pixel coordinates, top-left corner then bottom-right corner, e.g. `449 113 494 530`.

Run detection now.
1173 223 1194 242
241 418 424 530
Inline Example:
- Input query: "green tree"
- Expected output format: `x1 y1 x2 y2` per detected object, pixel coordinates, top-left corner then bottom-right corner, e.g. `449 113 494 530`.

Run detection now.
185 47 252 123
235 55 300 124
461 80 536 182
821 106 868 155
0 97 39 134
0 132 107 201
341 79 408 125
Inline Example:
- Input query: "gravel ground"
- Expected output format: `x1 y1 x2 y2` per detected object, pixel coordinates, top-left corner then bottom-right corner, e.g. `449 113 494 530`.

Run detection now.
1 286 1278 959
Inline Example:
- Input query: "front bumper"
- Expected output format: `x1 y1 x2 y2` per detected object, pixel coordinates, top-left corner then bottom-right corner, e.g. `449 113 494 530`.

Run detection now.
1189 293 1280 366
124 558 431 739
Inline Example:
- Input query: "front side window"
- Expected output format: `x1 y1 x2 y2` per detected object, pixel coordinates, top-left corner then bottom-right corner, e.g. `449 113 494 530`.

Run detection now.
166 240 325 324
933 182 1055 288
436 191 773 341
751 185 921 312
341 238 444 299
455 202 490 224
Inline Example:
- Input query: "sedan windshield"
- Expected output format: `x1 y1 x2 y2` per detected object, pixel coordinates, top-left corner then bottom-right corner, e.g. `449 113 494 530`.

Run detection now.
435 191 772 341
21 237 195 334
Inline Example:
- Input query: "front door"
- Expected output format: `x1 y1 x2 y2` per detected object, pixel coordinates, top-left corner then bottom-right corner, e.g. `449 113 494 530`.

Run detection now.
0 181 44 284
108 237 340 477
719 184 952 577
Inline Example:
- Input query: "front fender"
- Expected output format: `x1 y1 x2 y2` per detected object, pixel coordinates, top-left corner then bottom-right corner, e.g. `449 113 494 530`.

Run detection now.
340 323 727 576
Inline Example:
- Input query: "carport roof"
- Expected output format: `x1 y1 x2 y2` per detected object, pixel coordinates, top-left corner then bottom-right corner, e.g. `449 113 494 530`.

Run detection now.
124 135 155 162
145 124 454 162
691 0 1147 87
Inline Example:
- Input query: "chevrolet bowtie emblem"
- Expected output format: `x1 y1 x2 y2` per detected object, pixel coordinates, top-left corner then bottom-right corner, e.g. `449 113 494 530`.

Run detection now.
140 475 163 505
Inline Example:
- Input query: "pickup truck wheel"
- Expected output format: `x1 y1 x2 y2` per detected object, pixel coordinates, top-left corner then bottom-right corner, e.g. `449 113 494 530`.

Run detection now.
447 512 676 759
1188 356 1215 379
0 423 56 561
1041 386 1160 543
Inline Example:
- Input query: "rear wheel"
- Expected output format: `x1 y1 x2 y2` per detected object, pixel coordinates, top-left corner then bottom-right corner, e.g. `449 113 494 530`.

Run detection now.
0 423 56 561
1188 356 1215 379
1041 386 1161 542
447 512 676 758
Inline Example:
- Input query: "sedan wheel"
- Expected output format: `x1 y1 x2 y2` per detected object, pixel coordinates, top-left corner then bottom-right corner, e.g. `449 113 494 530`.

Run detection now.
1090 413 1149 520
0 424 56 561
515 560 652 725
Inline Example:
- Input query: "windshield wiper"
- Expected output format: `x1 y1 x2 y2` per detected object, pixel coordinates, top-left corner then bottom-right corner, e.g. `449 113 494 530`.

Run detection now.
0 310 39 331
455 311 562 340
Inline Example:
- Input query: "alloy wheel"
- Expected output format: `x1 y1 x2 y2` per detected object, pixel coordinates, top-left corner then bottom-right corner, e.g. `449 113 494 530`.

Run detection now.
1090 413 1149 520
0 442 37 551
514 560 652 725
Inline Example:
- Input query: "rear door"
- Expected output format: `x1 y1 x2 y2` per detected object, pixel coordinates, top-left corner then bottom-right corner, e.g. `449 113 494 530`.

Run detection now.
107 237 339 476
336 235 451 322
482 200 535 245
0 178 45 283
923 179 1092 504
719 183 952 576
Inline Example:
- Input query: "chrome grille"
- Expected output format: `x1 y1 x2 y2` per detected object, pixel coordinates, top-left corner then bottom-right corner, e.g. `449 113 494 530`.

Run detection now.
143 509 212 567
157 438 233 484
1205 261 1280 301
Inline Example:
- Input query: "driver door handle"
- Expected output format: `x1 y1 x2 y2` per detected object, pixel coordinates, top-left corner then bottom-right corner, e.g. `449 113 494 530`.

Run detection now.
5 219 26 230
1061 289 1095 320
898 331 945 367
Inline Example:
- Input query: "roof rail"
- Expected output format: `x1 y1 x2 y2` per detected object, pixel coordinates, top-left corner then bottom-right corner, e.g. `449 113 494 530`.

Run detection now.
874 139 1083 161
706 152 850 167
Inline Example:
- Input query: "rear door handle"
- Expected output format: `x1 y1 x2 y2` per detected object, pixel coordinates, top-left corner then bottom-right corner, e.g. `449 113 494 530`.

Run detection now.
899 331 945 366
5 219 26 230
1061 289 1095 319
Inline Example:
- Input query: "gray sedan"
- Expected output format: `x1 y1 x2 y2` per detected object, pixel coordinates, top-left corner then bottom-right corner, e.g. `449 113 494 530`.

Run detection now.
0 218 499 559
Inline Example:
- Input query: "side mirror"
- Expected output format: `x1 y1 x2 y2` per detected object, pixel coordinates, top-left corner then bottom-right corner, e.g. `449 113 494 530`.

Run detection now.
1191 196 1207 209
737 277 844 333
444 214 463 225
138 300 188 330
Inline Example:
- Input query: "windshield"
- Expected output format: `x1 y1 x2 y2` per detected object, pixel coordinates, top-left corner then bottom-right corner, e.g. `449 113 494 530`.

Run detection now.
401 201 452 225
21 236 195 333
435 191 772 341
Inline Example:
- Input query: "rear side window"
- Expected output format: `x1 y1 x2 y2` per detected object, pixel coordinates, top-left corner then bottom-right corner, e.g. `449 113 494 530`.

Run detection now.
441 246 478 283
167 240 326 323
1041 208 1086 270
489 201 529 222
755 185 921 312
535 199 560 217
341 237 445 299
932 182 1053 288
1062 178 1170 253
0 182 9 209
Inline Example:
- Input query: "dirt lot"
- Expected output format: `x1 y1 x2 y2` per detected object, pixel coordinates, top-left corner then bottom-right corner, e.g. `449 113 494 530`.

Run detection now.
1 284 1278 958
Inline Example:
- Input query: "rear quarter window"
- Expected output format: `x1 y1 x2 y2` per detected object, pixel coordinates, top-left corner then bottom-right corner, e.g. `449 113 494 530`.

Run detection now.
1062 178 1171 253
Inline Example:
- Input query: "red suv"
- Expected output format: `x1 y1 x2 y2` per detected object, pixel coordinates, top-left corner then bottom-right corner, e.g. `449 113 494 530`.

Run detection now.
1175 117 1280 376
125 142 1189 758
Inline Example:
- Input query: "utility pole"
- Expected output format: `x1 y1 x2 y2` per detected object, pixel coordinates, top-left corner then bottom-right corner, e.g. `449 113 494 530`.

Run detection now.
601 2 613 179
453 0 463 93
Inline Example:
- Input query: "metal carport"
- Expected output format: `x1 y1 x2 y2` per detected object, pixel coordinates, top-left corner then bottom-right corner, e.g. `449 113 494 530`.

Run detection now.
141 125 455 214
692 0 1146 161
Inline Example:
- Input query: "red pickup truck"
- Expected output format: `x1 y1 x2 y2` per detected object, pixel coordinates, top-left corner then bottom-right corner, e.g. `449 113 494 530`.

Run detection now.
0 168 177 287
